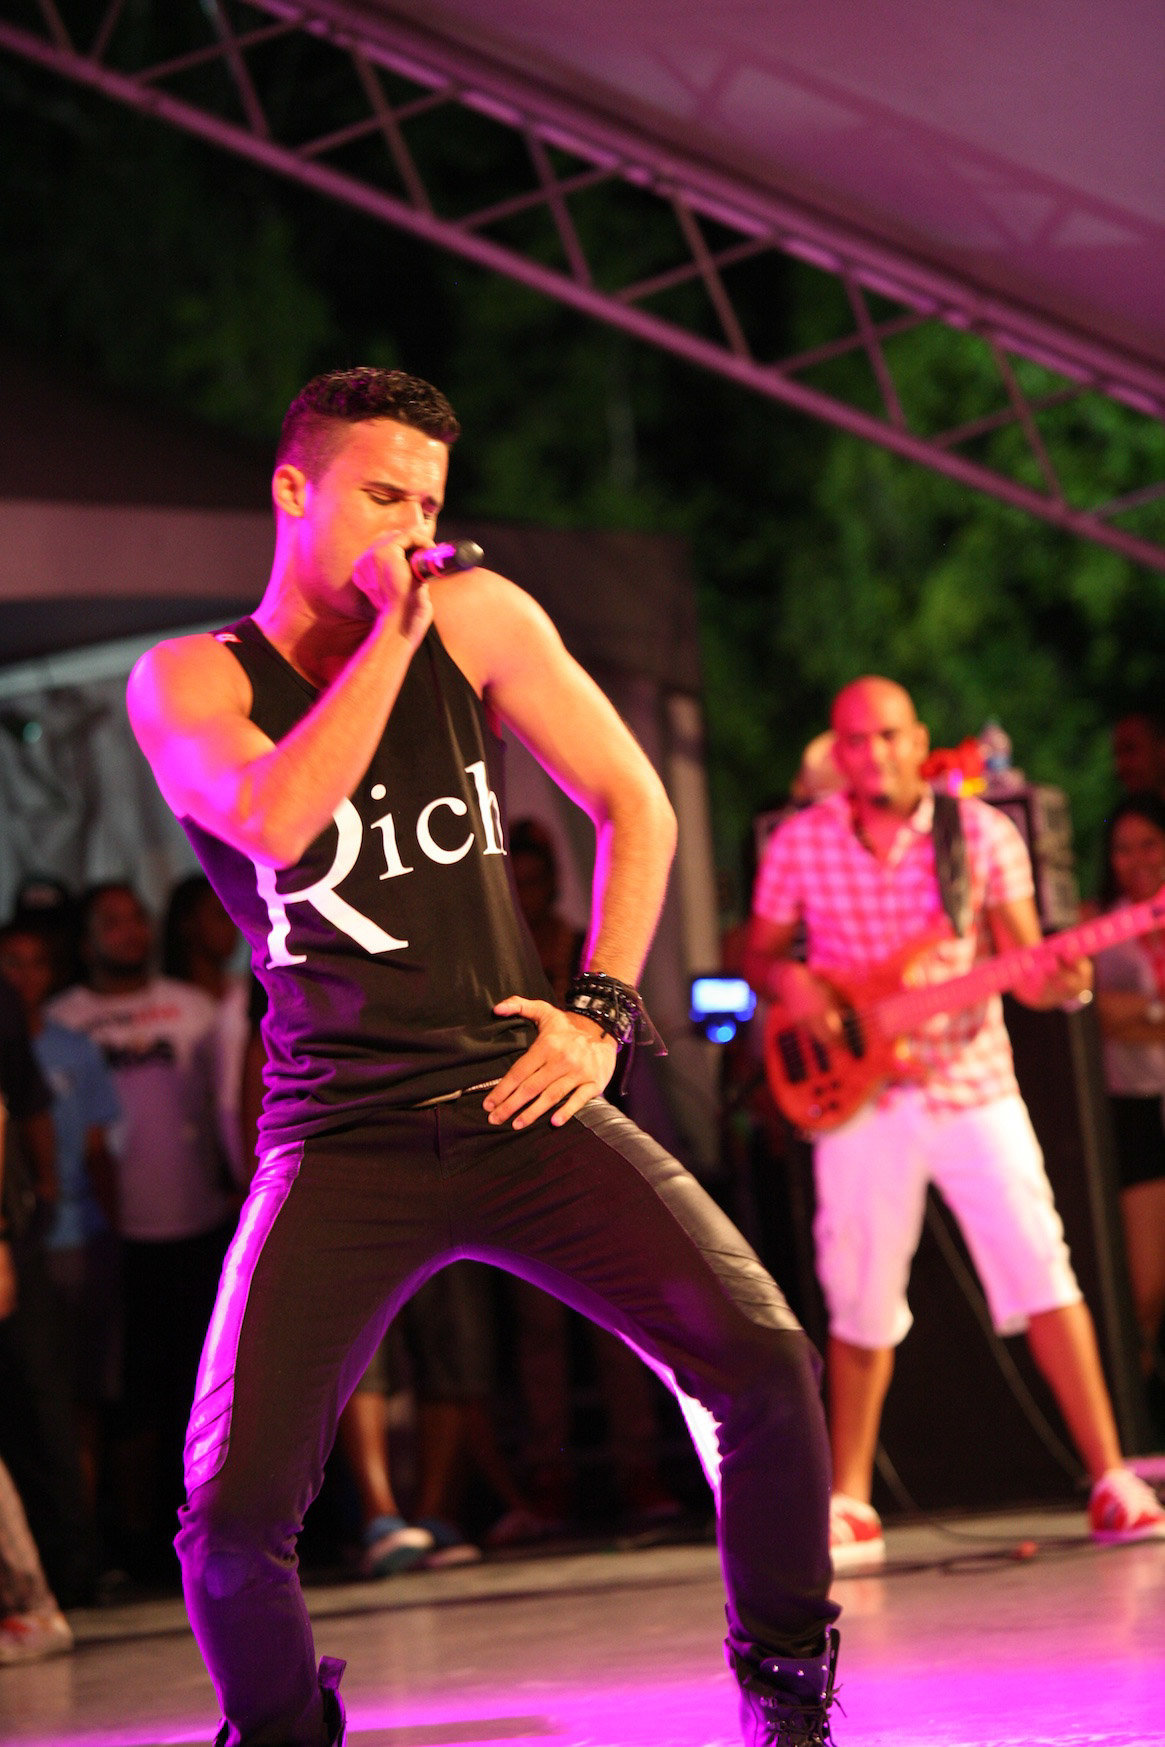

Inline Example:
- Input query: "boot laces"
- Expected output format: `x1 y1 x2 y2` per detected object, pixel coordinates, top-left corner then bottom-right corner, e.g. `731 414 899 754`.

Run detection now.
751 1628 841 1747
754 1687 836 1746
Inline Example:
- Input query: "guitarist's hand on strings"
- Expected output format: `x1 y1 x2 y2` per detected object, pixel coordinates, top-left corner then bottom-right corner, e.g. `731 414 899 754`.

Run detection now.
1014 951 1093 1012
988 896 1093 1012
768 961 843 1046
742 918 844 1046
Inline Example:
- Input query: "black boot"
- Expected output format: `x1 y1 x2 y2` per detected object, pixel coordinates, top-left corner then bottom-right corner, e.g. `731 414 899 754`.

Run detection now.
319 1655 347 1745
211 1655 347 1746
731 1628 840 1746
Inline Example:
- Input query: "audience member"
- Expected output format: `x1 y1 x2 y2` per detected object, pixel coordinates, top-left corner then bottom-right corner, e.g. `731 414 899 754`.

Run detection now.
341 1266 517 1574
161 874 241 1000
0 1452 73 1665
0 975 95 1606
243 981 506 1573
337 1334 434 1577
789 732 844 807
0 974 56 1211
1111 711 1165 800
718 819 821 1343
0 1092 73 1664
0 1104 15 1321
0 924 120 1515
1093 792 1165 1435
509 819 586 1003
163 874 251 1190
49 882 236 1580
501 819 681 1539
10 876 81 993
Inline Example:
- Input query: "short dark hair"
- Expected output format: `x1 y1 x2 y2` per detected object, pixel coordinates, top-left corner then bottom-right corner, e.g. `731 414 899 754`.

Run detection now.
162 873 213 981
78 880 145 942
0 919 52 954
276 368 461 482
1098 790 1165 909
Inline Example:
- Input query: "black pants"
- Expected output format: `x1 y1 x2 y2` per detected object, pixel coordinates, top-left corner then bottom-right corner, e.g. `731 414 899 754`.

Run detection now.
175 1096 837 1747
120 1223 235 1569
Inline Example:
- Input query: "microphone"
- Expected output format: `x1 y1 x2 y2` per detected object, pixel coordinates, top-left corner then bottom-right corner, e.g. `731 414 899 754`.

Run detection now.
409 540 484 581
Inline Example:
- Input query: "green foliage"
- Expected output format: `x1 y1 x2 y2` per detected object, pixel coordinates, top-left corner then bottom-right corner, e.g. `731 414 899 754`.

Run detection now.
161 210 335 437
0 61 339 434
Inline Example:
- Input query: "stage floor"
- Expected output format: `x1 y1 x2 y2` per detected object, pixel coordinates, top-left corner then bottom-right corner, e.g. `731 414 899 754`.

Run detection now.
1 1505 1162 1747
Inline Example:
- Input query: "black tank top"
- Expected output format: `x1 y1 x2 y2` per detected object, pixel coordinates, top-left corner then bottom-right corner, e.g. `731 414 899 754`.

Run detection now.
182 616 550 1142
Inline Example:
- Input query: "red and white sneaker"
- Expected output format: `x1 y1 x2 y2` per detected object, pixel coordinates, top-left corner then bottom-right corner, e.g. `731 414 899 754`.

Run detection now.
829 1492 886 1573
0 1607 73 1664
1089 1466 1165 1544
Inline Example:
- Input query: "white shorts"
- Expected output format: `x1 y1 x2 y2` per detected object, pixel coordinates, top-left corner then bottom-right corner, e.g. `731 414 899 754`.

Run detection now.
813 1089 1082 1348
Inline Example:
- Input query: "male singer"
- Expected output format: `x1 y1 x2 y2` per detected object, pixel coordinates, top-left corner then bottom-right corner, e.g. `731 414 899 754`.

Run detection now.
128 367 841 1747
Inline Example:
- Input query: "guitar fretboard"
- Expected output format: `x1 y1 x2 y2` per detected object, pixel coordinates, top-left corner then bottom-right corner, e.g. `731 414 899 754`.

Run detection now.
870 895 1165 1037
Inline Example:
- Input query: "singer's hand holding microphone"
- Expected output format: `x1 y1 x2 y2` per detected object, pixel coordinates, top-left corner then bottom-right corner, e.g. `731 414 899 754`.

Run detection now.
352 538 483 646
408 540 484 580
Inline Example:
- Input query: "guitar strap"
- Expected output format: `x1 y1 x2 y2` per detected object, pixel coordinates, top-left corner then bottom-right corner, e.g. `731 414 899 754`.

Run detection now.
932 790 971 938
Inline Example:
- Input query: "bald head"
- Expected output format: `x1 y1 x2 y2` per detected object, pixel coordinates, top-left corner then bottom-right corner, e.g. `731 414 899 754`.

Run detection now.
830 676 928 813
831 676 918 733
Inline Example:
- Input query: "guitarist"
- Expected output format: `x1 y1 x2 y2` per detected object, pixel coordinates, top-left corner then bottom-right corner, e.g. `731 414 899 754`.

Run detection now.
743 676 1165 1569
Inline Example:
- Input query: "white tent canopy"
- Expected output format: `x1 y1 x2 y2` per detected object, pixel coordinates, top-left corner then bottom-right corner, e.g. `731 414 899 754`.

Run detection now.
380 0 1165 375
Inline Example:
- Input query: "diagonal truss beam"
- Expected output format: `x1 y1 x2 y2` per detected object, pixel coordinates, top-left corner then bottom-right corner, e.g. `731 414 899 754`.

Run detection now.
2 0 1164 572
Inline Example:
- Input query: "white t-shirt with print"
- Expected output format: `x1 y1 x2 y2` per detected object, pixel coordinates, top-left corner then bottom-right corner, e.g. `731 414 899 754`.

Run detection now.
49 977 232 1241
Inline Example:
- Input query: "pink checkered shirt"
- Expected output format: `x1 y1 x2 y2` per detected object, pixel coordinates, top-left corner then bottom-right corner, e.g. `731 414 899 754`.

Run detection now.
752 789 1035 1111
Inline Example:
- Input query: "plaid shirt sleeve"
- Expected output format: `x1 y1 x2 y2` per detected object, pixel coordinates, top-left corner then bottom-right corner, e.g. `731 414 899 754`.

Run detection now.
968 799 1035 910
752 812 809 927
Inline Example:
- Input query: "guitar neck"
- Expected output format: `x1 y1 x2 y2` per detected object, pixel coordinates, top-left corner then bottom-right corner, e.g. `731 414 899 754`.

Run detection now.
874 895 1165 1036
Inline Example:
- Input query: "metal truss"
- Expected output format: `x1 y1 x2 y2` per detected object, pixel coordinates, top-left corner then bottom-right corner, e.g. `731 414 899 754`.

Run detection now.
3 0 1165 571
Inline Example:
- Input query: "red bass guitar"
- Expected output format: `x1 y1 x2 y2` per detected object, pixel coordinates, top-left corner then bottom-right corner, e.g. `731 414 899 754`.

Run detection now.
763 890 1165 1134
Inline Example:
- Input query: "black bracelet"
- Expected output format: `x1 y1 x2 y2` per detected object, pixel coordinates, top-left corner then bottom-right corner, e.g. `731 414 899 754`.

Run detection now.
564 972 667 1056
564 984 634 1045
